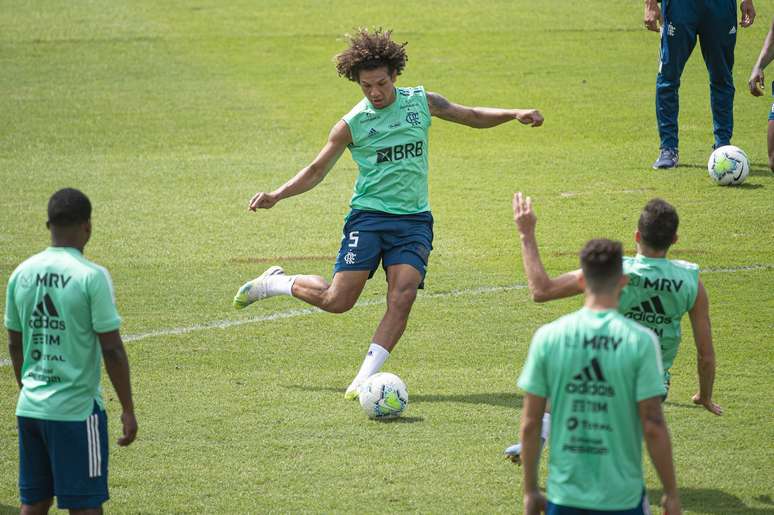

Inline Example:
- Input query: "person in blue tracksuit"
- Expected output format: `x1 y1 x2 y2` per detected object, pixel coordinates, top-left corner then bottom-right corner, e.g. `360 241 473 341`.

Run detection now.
749 16 774 172
644 0 756 169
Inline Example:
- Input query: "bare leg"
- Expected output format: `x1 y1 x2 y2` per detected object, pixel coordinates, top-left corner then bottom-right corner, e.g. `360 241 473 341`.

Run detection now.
344 264 422 397
371 264 422 352
21 499 52 515
291 270 370 313
768 120 774 172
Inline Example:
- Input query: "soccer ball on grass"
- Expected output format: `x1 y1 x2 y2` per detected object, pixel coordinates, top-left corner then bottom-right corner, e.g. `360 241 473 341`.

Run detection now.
358 372 408 420
707 145 749 186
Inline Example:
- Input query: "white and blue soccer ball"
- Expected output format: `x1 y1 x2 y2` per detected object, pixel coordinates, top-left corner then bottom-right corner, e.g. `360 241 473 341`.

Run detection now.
708 145 749 186
358 372 409 420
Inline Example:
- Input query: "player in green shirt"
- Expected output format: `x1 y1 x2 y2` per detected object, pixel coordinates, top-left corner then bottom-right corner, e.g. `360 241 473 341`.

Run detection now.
5 188 137 513
232 28 544 399
506 194 720 465
519 238 680 514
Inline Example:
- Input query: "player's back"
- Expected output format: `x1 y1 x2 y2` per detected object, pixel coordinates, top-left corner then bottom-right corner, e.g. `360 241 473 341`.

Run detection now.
520 308 664 510
5 246 121 421
620 255 699 372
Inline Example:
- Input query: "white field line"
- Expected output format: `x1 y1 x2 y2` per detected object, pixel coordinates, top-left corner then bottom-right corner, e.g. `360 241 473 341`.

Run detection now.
0 263 771 368
123 284 527 343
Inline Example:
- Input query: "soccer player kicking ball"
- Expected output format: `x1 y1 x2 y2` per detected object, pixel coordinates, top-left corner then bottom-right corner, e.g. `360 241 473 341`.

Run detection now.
505 194 720 463
5 189 137 514
233 28 543 399
518 239 680 514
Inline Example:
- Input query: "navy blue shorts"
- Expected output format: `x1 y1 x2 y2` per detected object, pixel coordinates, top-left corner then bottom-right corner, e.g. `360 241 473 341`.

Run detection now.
547 491 650 515
334 209 433 288
18 402 109 509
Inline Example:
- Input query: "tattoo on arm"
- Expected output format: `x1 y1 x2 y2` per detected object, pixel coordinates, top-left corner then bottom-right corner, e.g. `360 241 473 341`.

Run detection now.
427 92 451 112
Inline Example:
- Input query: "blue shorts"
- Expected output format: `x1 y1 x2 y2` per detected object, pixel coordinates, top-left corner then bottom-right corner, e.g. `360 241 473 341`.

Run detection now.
334 209 433 288
547 491 650 515
18 402 109 509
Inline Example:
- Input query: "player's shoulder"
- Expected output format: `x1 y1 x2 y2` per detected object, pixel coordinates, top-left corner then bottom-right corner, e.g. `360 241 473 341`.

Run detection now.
668 258 700 272
534 310 582 341
397 85 426 98
342 97 373 124
8 249 53 283
615 312 660 347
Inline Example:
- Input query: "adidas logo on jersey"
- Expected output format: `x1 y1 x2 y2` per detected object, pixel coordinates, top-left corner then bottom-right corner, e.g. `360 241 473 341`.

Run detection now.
625 295 673 325
729 26 736 35
28 294 66 330
367 127 378 138
565 358 615 397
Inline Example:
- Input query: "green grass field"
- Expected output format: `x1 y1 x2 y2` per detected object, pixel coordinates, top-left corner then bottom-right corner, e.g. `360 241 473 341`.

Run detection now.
1 1 773 513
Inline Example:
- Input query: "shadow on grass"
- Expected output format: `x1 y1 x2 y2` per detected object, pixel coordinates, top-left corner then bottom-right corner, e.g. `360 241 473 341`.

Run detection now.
283 385 522 409
681 161 772 179
370 416 424 424
0 504 17 515
647 488 774 514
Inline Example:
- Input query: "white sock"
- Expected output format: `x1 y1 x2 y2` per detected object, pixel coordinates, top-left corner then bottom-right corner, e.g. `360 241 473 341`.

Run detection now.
541 412 551 441
265 274 297 296
349 343 390 387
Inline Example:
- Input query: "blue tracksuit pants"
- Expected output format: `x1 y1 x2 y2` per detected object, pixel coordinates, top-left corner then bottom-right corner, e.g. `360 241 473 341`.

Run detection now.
656 0 737 150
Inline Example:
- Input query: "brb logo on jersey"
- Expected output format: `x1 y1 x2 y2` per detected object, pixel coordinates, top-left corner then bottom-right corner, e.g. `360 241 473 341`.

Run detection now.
376 141 424 163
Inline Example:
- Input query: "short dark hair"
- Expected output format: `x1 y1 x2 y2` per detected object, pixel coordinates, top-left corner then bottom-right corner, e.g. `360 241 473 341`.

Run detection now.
334 28 408 82
47 188 91 227
580 239 623 293
638 198 678 250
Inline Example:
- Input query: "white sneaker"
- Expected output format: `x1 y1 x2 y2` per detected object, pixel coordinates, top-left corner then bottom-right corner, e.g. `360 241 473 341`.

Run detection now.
233 266 284 309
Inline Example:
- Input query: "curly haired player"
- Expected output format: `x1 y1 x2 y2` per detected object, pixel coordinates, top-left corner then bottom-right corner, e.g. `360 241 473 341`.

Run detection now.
234 28 543 399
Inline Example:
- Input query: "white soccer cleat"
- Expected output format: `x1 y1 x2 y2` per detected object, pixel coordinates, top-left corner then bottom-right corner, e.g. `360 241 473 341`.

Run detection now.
233 266 285 309
344 381 363 401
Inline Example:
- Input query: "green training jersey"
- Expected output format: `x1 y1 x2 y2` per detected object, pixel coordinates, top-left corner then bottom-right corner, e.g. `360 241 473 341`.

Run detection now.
518 308 665 510
619 255 699 374
342 86 431 215
4 247 122 421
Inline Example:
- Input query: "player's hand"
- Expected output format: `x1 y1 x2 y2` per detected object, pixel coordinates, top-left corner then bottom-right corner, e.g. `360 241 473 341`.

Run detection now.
740 0 755 27
748 67 765 96
523 490 547 515
513 192 537 237
644 1 662 32
692 393 723 415
248 191 279 211
661 492 682 514
118 411 138 446
516 109 544 127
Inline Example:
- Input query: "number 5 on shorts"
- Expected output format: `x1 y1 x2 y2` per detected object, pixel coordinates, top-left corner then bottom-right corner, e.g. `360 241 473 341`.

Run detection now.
348 231 359 248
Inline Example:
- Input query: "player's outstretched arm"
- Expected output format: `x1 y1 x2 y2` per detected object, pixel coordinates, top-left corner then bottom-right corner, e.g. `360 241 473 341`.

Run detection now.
248 121 352 211
513 192 583 302
99 330 138 446
426 92 543 129
639 396 681 514
749 17 774 96
7 330 23 388
688 280 722 415
520 393 548 515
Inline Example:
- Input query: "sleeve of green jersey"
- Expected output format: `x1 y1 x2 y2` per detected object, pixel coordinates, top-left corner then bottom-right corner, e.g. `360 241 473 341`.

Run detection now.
4 271 22 332
89 267 122 333
517 327 549 398
635 328 667 401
